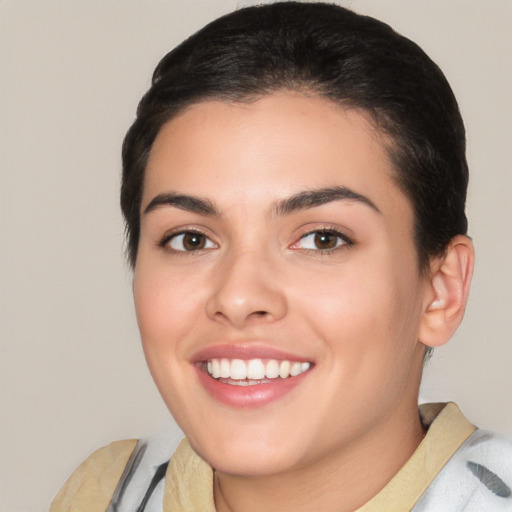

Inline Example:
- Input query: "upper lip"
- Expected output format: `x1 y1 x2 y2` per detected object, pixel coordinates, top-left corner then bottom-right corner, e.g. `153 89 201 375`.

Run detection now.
191 343 312 363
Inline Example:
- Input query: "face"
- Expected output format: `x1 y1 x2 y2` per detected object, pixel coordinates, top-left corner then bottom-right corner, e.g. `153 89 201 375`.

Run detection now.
134 93 430 477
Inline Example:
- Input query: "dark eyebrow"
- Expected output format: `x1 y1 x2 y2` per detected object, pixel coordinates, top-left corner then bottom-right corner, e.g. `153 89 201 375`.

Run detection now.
143 192 219 216
274 186 381 216
143 186 380 217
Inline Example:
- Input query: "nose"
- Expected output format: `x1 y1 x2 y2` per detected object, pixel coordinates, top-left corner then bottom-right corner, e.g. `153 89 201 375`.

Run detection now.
205 250 287 329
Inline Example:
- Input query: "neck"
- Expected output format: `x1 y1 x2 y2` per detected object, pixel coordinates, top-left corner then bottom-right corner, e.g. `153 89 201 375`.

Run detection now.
214 403 426 512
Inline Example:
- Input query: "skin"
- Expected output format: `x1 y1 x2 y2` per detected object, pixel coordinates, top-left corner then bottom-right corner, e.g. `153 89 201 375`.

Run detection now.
133 92 466 512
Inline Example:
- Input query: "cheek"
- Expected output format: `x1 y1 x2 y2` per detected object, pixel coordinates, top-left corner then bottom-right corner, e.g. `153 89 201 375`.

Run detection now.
133 264 205 353
132 264 208 418
292 263 380 325
291 256 422 357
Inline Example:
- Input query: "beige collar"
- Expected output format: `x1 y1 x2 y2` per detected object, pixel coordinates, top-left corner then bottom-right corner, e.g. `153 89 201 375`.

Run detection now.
164 402 476 512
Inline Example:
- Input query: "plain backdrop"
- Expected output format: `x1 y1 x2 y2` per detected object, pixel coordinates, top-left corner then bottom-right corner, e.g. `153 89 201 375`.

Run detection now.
1 1 511 511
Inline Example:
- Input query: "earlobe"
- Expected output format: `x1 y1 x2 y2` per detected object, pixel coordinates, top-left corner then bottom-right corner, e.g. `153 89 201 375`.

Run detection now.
419 235 474 348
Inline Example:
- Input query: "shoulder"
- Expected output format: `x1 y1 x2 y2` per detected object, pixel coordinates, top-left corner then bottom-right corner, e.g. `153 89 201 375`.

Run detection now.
50 439 138 512
50 429 184 512
414 429 512 511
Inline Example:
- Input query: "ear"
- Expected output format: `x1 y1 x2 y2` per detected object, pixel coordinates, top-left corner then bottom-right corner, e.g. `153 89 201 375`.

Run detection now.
419 235 474 348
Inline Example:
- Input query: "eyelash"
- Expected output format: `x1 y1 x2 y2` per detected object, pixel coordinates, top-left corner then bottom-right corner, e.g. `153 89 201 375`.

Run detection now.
292 228 354 254
158 229 217 254
157 227 354 255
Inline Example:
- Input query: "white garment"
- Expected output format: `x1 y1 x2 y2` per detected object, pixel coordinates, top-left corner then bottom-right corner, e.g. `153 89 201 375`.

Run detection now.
414 429 512 511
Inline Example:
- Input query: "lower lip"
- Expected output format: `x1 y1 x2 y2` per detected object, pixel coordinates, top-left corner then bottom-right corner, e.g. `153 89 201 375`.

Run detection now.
195 365 310 408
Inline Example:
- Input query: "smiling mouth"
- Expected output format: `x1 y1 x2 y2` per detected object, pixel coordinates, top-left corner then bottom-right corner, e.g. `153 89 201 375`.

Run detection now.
203 358 311 385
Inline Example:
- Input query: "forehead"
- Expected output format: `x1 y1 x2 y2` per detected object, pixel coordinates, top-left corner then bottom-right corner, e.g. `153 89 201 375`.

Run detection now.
143 93 411 220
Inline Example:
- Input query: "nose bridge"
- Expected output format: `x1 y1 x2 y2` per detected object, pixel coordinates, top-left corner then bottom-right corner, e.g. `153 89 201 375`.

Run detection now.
206 244 287 328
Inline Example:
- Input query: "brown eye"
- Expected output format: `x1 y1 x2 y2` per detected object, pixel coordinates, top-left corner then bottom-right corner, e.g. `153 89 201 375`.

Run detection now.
183 232 206 250
313 232 338 249
168 231 215 251
295 229 349 251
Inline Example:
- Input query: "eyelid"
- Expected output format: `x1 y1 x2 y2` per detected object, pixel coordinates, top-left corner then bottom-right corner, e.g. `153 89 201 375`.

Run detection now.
290 225 354 252
157 226 219 253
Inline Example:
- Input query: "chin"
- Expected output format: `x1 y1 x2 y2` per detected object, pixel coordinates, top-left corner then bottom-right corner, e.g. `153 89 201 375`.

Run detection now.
202 447 302 477
188 427 309 477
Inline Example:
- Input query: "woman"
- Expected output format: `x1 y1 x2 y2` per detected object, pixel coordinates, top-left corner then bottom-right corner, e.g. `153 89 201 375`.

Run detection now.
51 2 512 511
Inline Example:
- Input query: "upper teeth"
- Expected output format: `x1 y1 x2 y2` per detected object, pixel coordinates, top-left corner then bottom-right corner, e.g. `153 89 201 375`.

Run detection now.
206 358 310 380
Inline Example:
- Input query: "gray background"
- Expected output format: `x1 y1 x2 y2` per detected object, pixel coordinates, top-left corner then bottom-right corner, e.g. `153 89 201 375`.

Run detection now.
1 1 511 511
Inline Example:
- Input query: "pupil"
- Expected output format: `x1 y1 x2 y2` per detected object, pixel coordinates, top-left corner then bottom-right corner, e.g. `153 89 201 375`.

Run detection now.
314 232 336 249
184 233 205 250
